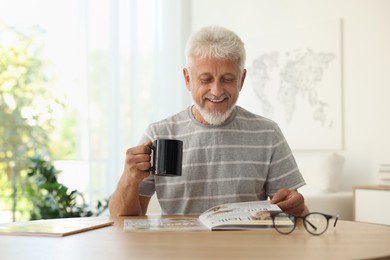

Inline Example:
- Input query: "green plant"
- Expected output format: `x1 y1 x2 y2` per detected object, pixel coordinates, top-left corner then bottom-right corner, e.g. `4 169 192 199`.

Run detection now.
24 155 108 220
0 22 77 221
0 23 58 221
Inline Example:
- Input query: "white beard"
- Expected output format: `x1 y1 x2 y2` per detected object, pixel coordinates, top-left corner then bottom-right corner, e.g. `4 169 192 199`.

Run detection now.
193 97 237 125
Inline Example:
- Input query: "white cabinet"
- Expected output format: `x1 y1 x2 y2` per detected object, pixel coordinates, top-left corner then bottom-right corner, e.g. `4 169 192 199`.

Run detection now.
354 185 390 225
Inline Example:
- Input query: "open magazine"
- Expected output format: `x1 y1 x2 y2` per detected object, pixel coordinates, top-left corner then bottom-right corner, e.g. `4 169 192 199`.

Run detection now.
124 200 293 232
199 200 285 230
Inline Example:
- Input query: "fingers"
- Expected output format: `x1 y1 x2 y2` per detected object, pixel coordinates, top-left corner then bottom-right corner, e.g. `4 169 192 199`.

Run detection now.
127 142 152 156
271 188 290 204
271 188 306 216
127 145 151 168
123 142 153 183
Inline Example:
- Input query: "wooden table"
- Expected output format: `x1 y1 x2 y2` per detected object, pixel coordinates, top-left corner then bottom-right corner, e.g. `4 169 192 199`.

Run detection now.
1 215 390 260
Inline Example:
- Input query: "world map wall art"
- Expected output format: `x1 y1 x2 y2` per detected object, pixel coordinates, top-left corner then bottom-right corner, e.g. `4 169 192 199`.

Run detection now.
239 19 343 150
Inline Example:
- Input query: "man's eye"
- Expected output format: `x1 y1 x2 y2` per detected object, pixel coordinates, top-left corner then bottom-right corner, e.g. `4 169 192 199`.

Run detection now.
222 78 235 83
200 78 212 83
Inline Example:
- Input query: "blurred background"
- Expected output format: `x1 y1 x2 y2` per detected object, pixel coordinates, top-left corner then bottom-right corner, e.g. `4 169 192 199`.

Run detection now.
1 0 389 222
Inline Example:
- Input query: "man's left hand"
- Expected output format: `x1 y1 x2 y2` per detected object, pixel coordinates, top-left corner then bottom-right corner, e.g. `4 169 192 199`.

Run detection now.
271 188 308 216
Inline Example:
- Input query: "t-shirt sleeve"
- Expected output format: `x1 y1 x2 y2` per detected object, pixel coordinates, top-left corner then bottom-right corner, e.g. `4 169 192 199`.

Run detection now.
265 124 306 196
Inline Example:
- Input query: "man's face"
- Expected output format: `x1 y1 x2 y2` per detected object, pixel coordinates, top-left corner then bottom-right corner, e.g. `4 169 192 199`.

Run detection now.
183 57 246 125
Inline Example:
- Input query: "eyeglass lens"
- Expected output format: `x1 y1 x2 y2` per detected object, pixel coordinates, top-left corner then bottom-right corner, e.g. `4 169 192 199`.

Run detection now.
304 213 329 235
273 212 296 234
273 212 331 235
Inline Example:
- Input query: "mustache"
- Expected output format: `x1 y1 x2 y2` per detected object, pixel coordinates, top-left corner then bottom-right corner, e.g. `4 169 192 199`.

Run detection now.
203 94 228 102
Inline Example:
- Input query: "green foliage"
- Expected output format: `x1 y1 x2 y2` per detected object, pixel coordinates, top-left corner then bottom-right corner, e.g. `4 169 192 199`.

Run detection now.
0 26 55 172
49 108 77 159
0 23 61 221
0 24 56 161
25 156 108 220
0 22 78 221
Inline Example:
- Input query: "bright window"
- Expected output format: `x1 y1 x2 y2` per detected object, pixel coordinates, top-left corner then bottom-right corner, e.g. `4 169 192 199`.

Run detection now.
0 0 191 222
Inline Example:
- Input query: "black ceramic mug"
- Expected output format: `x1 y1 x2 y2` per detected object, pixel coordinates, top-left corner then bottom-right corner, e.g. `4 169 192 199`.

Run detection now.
150 139 183 177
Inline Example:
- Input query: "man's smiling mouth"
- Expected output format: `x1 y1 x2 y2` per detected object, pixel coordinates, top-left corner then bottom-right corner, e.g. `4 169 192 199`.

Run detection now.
204 94 228 103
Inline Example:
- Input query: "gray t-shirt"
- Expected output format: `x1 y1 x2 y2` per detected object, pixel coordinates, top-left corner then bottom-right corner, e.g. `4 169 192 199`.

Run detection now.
138 106 305 214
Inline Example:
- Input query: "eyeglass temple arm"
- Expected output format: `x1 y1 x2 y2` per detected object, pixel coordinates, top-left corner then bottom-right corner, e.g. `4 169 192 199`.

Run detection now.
304 219 317 230
333 215 339 227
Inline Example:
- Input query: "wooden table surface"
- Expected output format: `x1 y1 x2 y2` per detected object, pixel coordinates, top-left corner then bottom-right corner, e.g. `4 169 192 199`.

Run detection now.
1 215 390 260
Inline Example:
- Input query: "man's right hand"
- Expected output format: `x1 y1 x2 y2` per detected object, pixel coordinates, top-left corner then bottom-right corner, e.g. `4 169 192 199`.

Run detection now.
108 141 153 216
122 141 153 185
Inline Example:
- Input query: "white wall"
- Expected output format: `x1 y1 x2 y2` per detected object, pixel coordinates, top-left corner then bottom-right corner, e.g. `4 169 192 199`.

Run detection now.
189 0 390 191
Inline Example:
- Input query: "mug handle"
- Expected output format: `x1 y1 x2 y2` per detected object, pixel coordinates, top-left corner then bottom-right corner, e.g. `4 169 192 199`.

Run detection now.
149 144 156 173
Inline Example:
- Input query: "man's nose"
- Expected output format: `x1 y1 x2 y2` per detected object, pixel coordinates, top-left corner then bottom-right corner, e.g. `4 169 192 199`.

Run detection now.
209 81 224 96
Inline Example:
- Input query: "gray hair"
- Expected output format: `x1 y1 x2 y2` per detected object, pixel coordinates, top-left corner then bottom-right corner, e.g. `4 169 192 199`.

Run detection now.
185 25 246 71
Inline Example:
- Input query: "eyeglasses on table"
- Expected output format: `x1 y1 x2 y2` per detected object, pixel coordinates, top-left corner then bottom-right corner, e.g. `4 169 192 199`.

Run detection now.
271 212 339 236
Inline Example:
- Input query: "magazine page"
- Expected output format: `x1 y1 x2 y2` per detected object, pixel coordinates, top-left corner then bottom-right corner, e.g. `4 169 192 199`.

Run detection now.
124 217 208 232
199 201 283 230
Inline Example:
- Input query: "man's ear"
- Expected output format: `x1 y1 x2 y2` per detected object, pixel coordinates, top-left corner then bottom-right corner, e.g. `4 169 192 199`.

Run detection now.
183 68 191 91
239 69 247 91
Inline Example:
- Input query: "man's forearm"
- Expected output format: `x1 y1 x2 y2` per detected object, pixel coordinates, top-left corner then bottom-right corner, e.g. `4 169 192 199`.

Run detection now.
109 181 143 216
